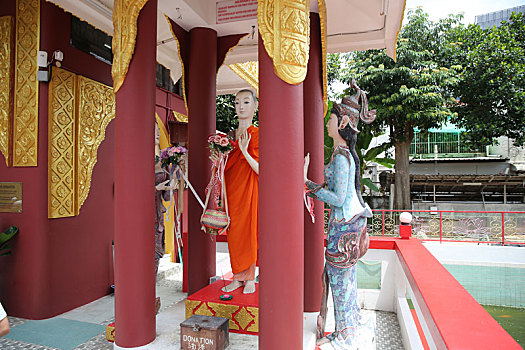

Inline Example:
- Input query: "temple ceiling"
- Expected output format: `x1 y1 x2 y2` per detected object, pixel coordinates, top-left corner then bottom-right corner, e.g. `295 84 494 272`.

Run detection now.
44 0 404 94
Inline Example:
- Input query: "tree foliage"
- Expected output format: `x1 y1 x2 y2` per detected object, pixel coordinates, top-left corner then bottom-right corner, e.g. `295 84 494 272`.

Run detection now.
216 94 238 133
216 94 259 133
445 13 525 146
333 8 459 209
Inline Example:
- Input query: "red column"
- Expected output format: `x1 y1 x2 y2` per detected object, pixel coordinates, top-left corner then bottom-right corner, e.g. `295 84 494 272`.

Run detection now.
259 36 305 349
303 12 325 313
113 0 157 347
187 27 217 295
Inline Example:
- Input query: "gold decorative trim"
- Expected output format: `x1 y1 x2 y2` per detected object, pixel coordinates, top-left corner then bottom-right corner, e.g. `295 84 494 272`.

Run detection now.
112 0 149 93
392 0 407 62
0 16 14 167
173 110 188 123
42 1 112 36
48 68 115 218
76 75 115 213
246 306 259 332
234 307 255 330
165 15 188 116
217 34 249 73
257 0 310 85
48 68 77 218
195 302 214 316
208 302 241 331
228 61 259 96
318 0 328 116
186 300 259 333
13 0 40 167
185 300 202 319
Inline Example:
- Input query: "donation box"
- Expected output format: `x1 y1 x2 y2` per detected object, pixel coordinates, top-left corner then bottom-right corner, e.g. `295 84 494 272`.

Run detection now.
180 314 229 350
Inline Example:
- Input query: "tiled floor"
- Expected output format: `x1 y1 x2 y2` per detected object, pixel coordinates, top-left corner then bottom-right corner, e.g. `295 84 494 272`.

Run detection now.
0 254 406 349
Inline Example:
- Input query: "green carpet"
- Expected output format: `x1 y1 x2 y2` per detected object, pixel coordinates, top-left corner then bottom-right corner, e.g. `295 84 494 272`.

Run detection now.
5 317 105 350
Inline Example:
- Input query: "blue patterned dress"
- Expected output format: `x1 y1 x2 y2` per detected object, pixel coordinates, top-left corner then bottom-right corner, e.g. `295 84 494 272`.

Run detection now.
307 146 374 349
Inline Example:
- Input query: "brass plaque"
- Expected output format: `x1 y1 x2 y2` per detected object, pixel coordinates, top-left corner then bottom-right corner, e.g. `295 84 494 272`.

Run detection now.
0 182 22 213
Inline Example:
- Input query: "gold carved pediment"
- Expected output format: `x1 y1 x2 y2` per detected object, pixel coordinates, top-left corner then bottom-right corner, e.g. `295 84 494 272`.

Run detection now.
258 0 310 85
112 0 149 93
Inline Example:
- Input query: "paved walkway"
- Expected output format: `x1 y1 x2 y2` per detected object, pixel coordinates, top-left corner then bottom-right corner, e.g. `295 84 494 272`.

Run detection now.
0 252 405 349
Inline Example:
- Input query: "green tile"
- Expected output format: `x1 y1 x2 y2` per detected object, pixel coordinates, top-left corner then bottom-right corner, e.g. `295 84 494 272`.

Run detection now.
5 317 105 350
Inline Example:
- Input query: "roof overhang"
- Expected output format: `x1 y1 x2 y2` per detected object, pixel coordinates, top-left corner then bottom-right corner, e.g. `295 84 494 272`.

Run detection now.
45 0 405 94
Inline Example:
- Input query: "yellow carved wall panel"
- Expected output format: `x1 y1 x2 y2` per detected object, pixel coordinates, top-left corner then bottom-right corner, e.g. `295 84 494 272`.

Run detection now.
0 16 14 167
49 69 77 218
48 68 115 218
77 76 115 213
112 0 149 93
258 0 310 85
13 0 40 166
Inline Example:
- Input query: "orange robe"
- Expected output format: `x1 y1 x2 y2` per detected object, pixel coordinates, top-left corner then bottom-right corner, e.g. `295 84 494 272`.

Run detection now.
224 126 259 280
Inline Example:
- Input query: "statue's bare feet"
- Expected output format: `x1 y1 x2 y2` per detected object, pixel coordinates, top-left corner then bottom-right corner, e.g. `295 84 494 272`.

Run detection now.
243 280 256 294
222 280 243 292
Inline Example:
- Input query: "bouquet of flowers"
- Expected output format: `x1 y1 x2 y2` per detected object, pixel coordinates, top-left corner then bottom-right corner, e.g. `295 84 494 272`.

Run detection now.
208 133 233 154
156 146 188 170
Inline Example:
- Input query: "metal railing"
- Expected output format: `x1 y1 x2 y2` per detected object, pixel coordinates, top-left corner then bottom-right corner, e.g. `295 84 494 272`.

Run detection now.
324 208 525 245
366 209 525 245
410 131 486 157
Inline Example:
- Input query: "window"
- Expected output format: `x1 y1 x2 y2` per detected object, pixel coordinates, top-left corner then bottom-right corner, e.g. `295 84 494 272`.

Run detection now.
70 16 113 64
156 63 182 95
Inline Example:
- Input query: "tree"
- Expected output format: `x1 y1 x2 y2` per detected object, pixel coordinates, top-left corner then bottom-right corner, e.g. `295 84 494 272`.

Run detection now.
445 13 525 146
216 94 238 133
336 8 459 209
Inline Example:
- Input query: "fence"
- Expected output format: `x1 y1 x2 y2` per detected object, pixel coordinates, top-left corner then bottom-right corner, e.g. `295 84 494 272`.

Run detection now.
410 131 487 156
365 209 525 245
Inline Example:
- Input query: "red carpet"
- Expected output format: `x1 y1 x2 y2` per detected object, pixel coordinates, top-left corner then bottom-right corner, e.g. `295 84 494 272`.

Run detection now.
185 279 259 335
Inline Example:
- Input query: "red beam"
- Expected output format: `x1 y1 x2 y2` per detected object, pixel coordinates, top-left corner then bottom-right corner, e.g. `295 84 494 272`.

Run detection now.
394 238 521 349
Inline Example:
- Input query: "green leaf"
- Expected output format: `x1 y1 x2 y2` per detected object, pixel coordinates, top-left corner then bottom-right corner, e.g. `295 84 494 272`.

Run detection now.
374 157 395 168
0 226 19 252
361 178 380 192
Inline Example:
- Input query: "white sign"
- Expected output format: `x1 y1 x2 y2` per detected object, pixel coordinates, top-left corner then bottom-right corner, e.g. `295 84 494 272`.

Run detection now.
217 0 257 24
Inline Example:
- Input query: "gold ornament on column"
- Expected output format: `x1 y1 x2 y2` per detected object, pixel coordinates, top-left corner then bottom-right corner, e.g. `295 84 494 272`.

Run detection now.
111 0 149 93
13 0 40 166
318 0 328 116
0 16 14 166
257 0 310 85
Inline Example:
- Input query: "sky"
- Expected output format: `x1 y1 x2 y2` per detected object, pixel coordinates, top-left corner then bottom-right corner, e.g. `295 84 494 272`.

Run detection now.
404 0 525 24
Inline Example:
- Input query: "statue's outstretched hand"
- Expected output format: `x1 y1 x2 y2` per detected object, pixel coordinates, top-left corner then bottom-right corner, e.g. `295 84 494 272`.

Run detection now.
304 153 310 182
209 150 219 164
238 130 251 156
155 179 176 191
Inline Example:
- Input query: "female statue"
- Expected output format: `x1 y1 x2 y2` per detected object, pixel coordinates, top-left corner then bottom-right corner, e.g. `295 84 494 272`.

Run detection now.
154 122 176 313
304 79 376 348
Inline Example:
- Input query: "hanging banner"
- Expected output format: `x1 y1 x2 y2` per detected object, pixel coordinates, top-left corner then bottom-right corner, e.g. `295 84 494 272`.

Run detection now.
217 0 257 24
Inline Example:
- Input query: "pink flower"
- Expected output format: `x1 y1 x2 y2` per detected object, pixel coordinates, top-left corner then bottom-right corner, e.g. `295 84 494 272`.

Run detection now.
214 135 222 144
219 137 229 146
168 147 177 156
208 135 215 143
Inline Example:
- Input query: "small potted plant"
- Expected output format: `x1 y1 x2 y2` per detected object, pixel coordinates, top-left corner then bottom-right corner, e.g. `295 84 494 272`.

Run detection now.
0 226 19 256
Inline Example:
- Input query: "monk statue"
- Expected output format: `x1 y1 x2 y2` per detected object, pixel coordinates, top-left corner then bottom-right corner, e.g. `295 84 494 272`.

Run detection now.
213 89 259 294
